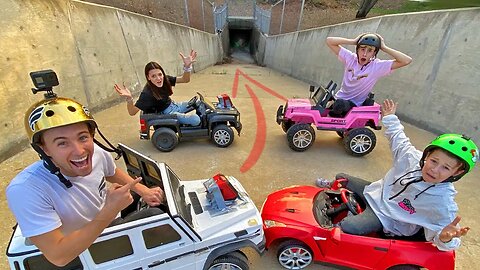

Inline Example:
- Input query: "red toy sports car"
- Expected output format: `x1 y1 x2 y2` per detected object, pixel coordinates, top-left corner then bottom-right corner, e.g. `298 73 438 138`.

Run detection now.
260 180 455 270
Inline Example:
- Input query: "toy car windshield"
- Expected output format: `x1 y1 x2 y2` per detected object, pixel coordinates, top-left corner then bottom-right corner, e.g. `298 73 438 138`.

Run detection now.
118 143 193 226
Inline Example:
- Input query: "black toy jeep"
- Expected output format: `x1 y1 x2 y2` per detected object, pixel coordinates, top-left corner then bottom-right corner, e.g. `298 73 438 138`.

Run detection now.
140 92 242 152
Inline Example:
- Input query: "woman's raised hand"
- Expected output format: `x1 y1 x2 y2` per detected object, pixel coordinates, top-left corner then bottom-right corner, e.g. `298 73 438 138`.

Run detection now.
114 83 132 100
179 49 197 68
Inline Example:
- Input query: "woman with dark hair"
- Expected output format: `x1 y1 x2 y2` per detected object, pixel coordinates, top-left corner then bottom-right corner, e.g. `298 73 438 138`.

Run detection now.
114 50 200 126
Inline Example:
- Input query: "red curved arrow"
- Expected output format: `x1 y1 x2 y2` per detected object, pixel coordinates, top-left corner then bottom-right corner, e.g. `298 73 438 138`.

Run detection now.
232 68 288 173
240 84 266 173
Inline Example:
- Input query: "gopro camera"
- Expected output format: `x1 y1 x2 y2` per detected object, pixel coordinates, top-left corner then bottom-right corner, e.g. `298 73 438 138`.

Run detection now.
30 70 59 97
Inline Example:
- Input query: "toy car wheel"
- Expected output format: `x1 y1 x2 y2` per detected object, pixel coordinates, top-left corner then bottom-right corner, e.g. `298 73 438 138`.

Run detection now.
287 124 315 151
211 124 234 147
281 120 293 133
152 127 178 152
208 252 249 270
277 240 313 269
343 128 376 157
336 131 344 138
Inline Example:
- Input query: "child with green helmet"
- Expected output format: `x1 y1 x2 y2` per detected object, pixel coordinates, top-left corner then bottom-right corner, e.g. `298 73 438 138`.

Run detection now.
325 33 412 117
317 99 477 251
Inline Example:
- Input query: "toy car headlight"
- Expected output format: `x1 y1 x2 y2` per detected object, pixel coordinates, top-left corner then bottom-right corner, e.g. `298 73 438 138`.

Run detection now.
264 220 286 228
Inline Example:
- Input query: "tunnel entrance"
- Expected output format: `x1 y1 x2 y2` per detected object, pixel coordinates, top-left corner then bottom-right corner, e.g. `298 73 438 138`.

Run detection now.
229 28 254 63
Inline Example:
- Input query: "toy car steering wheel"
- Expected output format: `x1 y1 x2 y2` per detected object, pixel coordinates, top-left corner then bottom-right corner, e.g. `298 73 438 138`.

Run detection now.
340 188 363 215
187 95 198 108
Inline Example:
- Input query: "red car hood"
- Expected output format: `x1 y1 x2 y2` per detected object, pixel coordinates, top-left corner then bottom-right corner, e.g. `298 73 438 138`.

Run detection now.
261 185 319 226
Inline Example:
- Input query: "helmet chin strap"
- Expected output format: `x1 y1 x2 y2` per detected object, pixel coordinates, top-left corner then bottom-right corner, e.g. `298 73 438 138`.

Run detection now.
93 127 122 160
31 143 73 188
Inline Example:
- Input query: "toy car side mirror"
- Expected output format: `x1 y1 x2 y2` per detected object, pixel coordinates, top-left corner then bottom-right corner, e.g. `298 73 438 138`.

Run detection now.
330 227 342 244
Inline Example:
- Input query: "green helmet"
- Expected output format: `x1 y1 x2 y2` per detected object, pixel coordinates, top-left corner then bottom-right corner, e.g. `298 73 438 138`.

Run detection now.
421 134 478 182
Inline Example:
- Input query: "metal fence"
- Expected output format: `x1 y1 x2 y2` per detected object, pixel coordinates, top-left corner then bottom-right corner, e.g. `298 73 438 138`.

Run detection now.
254 5 271 34
184 0 216 33
268 0 305 35
182 0 304 35
214 3 228 33
225 0 255 17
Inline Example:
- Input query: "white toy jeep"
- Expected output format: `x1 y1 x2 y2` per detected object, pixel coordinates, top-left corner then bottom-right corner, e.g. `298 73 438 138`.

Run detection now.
6 143 265 270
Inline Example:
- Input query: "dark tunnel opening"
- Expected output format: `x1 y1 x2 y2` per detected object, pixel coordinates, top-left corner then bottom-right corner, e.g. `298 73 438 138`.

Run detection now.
229 28 255 64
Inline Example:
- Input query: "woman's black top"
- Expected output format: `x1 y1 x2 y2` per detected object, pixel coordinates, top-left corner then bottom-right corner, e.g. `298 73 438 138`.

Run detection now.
135 76 176 114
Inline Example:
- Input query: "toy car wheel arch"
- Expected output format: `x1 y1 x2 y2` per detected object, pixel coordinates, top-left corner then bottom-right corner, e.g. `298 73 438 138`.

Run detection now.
208 252 249 270
211 124 234 147
287 124 316 151
343 127 376 156
277 240 313 269
152 127 178 152
281 120 294 133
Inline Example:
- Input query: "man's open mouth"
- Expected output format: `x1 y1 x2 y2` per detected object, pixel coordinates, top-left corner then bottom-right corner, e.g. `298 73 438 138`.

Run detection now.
71 155 89 168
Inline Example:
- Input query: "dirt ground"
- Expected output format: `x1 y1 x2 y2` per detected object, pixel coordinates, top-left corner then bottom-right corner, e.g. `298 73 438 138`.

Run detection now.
79 0 409 33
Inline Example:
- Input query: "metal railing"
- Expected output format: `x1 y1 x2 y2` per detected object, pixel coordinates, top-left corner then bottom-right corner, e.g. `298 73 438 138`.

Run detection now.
181 0 304 35
269 0 305 35
184 0 216 33
214 3 228 33
254 5 271 34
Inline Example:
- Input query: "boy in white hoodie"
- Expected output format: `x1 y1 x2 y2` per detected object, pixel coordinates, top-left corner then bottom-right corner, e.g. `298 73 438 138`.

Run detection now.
318 99 478 251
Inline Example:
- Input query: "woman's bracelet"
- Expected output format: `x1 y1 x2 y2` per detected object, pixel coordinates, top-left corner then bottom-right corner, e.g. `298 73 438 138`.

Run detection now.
183 66 193 73
126 96 134 103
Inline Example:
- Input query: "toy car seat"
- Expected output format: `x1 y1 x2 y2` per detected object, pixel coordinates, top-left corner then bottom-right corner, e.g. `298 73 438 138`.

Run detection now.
362 92 375 106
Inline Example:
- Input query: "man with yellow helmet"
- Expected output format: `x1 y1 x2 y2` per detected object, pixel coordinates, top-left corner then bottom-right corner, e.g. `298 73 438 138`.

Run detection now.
6 70 165 266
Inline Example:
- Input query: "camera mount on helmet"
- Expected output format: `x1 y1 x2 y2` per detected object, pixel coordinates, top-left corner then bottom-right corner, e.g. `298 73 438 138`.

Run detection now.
30 69 59 99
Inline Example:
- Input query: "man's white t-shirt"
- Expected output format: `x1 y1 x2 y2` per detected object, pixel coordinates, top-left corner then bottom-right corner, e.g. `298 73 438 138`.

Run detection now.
6 144 116 237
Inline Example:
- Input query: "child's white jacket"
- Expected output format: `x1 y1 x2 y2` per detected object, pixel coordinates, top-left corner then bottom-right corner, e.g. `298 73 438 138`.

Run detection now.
364 114 460 251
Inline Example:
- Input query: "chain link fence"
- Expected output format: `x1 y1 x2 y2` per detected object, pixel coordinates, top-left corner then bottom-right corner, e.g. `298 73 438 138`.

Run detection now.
82 0 304 35
180 0 305 35
181 0 304 35
184 0 216 33
254 5 271 34
266 0 305 35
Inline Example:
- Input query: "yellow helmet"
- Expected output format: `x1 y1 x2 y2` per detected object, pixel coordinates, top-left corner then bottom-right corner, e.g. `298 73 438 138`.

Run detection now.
25 97 96 144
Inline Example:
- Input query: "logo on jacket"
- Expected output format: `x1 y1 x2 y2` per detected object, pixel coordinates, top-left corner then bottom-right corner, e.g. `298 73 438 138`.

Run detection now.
398 198 416 214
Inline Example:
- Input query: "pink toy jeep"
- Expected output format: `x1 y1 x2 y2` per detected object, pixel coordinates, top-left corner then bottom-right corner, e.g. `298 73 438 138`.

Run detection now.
276 81 382 156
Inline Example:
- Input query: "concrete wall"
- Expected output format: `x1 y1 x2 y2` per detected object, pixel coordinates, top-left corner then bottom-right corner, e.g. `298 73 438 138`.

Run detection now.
251 27 267 65
260 8 480 144
0 0 222 162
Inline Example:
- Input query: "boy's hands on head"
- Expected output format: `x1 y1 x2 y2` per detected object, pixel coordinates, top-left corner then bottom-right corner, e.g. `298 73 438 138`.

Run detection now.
440 216 470 243
381 99 397 117
377 34 386 50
